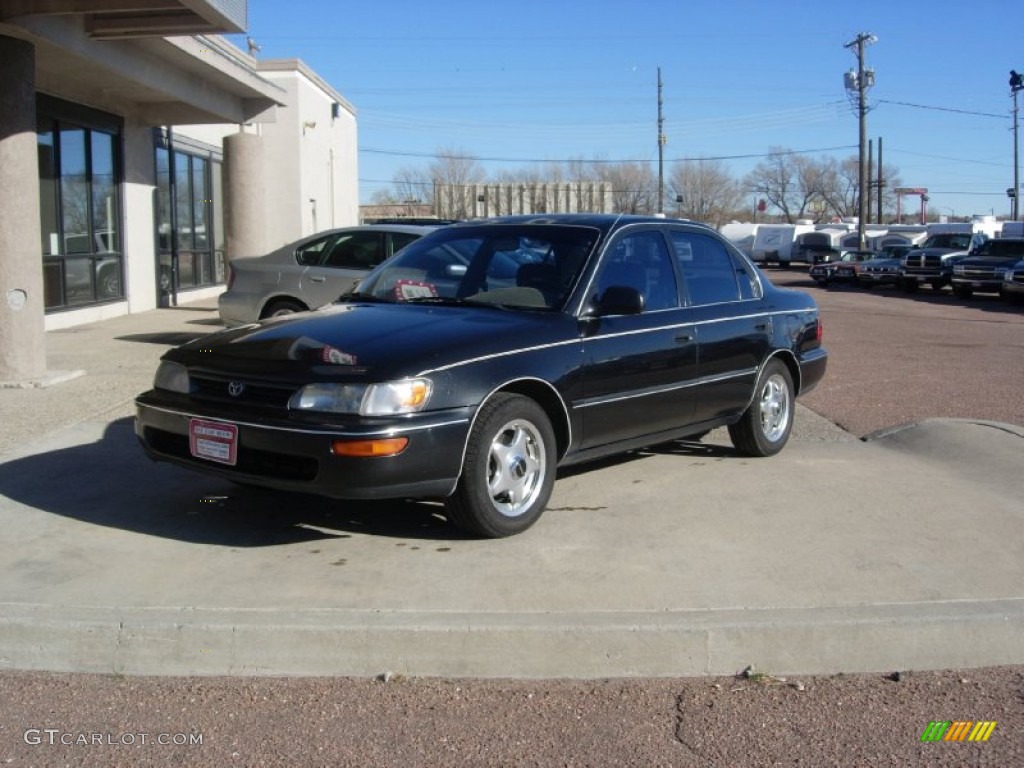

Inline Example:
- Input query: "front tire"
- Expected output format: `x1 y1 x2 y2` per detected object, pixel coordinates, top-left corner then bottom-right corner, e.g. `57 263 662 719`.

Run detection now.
729 359 795 457
445 394 556 538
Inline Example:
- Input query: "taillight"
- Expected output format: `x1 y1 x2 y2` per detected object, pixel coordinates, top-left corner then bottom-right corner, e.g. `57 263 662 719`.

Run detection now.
816 318 823 341
226 264 236 290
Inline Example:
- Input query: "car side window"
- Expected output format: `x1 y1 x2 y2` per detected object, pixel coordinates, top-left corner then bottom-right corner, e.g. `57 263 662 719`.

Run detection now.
323 231 385 269
669 231 742 305
294 234 335 266
595 230 678 311
730 252 760 300
389 231 420 256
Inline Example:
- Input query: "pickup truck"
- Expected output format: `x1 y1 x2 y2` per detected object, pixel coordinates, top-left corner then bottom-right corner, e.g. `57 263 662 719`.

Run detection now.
951 238 1024 298
899 232 985 293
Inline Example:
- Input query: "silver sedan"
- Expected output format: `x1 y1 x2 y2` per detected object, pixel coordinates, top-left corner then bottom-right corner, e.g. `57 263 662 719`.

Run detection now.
218 224 436 326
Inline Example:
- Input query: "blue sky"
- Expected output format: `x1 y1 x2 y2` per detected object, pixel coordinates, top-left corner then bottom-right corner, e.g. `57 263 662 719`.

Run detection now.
232 0 1022 219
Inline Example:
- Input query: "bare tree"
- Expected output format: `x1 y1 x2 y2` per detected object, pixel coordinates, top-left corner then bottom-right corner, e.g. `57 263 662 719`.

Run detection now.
815 155 902 223
668 158 745 227
430 147 486 219
744 148 823 223
594 161 656 214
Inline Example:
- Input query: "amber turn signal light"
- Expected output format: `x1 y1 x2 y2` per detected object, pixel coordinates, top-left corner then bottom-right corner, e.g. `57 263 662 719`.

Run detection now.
331 437 409 457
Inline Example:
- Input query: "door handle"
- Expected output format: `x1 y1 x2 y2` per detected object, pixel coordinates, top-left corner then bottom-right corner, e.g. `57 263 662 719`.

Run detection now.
309 276 326 283
675 333 693 343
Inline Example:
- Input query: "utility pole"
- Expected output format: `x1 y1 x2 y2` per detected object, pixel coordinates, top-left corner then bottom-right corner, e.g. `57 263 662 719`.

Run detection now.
657 67 666 214
1011 70 1023 220
877 136 884 224
844 33 877 249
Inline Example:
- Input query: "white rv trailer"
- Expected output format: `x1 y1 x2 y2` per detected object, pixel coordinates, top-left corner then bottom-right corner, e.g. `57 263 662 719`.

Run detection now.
750 223 815 266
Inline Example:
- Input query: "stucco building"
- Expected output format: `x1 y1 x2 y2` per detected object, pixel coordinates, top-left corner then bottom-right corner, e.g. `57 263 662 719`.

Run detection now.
0 1 357 384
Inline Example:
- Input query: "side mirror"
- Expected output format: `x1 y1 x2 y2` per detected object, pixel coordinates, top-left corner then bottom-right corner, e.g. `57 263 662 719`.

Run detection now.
591 286 644 316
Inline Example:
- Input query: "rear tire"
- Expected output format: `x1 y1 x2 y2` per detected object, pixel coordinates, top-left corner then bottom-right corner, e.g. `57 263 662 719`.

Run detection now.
445 394 556 538
261 299 307 319
728 359 794 457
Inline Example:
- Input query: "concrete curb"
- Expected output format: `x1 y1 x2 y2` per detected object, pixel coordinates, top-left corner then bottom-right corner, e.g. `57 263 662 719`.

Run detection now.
3 600 1022 679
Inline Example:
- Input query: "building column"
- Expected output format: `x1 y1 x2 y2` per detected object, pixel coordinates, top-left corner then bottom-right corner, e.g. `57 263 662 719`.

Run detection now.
223 131 266 261
0 35 47 383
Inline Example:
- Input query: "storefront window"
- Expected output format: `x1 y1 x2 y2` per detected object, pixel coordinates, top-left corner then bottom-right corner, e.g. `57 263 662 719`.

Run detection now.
36 97 123 311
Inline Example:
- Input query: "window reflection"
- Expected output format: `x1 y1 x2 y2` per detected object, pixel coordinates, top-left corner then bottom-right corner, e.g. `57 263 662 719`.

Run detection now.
156 142 223 295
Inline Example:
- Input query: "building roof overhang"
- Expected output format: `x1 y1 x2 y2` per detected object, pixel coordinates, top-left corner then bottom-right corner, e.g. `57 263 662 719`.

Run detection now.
1 3 283 124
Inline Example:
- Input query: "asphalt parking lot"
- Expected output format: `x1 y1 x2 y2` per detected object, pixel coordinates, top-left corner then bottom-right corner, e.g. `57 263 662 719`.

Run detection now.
771 268 1024 436
1 272 1022 766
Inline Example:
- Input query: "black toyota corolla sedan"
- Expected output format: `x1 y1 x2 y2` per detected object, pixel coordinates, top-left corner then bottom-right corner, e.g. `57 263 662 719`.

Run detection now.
136 214 827 537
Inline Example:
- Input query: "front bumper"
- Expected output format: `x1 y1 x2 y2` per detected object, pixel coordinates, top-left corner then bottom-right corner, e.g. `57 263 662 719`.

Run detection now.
857 271 899 285
1002 279 1024 296
951 277 1005 294
135 394 472 500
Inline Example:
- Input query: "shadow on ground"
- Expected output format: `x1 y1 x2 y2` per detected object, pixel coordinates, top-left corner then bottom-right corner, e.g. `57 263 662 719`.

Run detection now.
0 418 464 546
0 420 746 547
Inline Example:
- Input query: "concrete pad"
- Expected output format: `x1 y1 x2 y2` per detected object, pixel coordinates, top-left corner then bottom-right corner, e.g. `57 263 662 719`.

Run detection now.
0 413 1021 679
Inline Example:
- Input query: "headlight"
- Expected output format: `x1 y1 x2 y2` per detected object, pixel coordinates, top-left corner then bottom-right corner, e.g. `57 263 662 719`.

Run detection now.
153 361 190 393
289 378 432 416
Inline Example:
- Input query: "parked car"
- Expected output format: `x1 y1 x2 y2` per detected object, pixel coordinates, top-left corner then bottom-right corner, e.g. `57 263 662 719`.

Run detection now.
217 224 437 326
856 251 904 288
951 238 1024 298
899 232 985 293
809 251 870 286
136 214 828 538
1002 259 1024 303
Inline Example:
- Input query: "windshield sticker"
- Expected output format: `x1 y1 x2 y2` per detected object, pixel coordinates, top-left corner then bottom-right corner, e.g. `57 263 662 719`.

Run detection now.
394 279 438 301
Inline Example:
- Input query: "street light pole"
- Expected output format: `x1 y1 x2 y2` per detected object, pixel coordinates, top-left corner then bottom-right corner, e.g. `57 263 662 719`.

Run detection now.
844 33 877 249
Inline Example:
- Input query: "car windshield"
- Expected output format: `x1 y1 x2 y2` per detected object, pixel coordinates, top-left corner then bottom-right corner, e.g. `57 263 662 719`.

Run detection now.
920 234 972 249
356 224 599 310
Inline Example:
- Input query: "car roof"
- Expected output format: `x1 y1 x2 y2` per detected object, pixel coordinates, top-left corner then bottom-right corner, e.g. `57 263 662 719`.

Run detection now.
447 213 717 238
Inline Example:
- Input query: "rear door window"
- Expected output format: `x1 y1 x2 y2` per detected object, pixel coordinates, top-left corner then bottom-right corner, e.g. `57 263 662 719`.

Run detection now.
668 231 743 306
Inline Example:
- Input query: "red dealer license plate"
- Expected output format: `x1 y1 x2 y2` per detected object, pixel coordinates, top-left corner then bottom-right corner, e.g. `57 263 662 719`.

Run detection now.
189 418 239 466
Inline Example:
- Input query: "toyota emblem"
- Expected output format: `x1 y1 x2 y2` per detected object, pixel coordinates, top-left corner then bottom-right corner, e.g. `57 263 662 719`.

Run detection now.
227 381 246 397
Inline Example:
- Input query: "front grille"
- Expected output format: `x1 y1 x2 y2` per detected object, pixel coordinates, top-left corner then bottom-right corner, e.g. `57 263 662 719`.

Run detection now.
959 267 1000 280
191 374 299 410
144 427 319 482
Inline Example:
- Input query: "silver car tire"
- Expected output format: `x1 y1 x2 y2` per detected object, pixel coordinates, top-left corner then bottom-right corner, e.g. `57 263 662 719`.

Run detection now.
728 359 795 457
445 393 555 538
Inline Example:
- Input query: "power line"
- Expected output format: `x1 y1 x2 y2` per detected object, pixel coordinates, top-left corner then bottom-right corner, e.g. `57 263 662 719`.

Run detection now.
358 145 857 165
878 99 1008 120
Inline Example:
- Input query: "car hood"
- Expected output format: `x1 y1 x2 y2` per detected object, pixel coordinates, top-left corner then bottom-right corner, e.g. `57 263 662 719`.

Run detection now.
959 255 1022 267
167 301 571 381
907 247 968 261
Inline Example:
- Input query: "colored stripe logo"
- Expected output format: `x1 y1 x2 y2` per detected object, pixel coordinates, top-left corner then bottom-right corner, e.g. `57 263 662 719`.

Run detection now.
920 721 997 742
